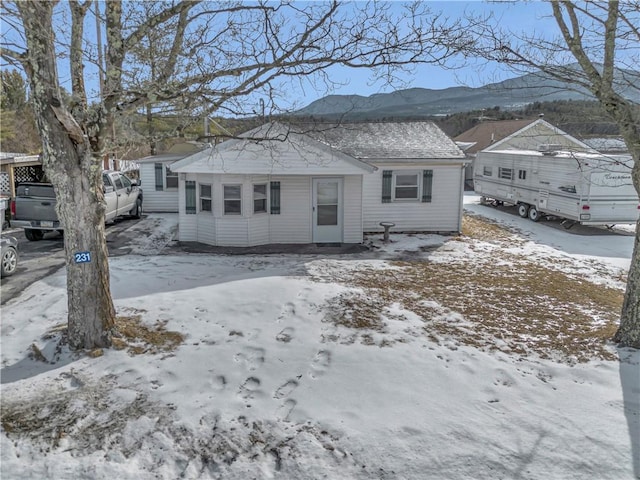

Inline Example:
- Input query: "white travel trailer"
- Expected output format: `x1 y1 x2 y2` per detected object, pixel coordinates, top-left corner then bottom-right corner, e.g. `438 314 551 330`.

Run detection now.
473 146 638 225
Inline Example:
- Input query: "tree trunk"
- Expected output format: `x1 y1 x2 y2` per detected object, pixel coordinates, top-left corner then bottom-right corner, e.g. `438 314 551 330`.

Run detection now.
613 118 640 348
616 227 640 347
18 1 115 350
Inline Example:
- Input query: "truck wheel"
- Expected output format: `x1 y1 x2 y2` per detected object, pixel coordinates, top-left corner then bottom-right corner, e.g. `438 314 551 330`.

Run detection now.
1 246 18 277
130 198 143 219
517 203 530 218
24 229 45 241
528 206 541 222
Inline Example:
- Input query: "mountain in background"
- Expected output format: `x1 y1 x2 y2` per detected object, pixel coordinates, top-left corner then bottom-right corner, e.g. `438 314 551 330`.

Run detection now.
295 68 640 120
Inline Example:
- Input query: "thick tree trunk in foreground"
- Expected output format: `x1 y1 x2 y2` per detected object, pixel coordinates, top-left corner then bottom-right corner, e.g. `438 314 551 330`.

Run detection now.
616 228 640 347
613 119 640 348
19 1 115 350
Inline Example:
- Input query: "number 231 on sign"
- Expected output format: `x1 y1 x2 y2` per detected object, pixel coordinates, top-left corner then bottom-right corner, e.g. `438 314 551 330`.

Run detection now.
74 251 91 263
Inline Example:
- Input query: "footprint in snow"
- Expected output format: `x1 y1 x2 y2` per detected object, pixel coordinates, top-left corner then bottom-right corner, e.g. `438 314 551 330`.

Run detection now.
234 346 266 371
276 327 294 343
276 398 297 421
273 379 299 399
309 350 331 379
237 376 261 401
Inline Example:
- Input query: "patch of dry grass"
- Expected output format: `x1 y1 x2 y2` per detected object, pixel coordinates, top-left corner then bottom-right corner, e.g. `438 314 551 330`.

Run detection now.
319 215 623 363
114 313 185 356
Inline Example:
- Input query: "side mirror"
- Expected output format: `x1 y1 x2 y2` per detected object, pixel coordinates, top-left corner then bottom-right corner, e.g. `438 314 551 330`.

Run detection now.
131 179 140 186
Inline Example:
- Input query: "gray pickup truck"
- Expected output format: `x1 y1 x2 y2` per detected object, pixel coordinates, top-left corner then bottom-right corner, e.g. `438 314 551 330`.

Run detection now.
11 170 143 241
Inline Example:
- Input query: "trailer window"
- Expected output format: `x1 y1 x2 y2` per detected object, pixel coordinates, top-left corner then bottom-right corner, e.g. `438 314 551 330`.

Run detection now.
483 166 492 176
518 170 527 180
498 168 513 180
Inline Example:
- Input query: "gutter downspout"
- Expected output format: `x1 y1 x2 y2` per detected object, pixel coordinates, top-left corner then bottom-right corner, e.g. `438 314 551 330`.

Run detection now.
458 163 466 233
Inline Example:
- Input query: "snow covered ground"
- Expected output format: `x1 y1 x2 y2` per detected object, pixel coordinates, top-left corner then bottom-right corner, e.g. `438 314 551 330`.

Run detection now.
1 196 638 479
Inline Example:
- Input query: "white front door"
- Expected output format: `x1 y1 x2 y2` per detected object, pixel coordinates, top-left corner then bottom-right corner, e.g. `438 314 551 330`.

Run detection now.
312 177 343 243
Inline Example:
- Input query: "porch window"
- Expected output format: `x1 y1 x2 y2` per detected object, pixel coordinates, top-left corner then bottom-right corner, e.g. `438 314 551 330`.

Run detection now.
253 183 267 213
165 165 178 189
393 172 420 200
185 181 196 214
200 183 212 212
224 184 242 215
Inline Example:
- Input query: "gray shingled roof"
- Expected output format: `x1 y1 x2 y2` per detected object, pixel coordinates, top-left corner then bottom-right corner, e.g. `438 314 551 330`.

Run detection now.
300 122 465 160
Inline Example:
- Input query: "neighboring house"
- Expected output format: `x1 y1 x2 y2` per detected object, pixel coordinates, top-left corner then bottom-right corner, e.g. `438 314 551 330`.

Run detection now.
136 142 210 212
170 121 468 247
454 118 596 188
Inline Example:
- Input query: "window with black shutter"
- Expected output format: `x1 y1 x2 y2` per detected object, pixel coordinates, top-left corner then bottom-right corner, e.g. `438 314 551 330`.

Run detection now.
154 163 164 191
185 181 196 214
270 181 281 214
421 170 433 203
382 170 392 203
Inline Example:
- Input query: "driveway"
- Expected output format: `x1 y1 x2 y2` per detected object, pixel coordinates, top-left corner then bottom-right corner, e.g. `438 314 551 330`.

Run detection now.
0 216 146 305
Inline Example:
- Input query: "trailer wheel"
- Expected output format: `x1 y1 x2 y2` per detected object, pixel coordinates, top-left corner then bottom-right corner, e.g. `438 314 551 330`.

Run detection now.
528 206 541 222
517 203 530 218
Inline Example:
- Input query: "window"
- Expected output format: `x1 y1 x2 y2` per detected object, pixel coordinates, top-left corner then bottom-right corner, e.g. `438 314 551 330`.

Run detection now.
224 185 242 215
200 184 212 212
270 181 281 214
120 175 132 188
113 176 124 189
394 173 420 200
518 169 527 180
185 181 196 214
155 163 178 190
483 166 493 176
253 184 267 213
165 165 178 189
382 170 431 202
498 167 513 180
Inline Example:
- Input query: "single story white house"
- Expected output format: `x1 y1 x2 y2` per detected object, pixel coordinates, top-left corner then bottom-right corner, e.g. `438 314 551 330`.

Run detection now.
169 121 468 247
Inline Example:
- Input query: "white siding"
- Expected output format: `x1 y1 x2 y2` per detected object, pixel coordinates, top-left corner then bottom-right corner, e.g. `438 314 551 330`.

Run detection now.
178 173 367 246
363 165 463 232
343 175 363 243
248 216 269 246
216 219 249 246
196 215 216 244
269 176 312 244
139 162 179 212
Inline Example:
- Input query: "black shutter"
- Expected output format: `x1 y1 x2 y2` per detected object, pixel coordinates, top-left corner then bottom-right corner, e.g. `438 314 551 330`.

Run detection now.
382 170 392 203
422 169 433 203
270 181 281 214
154 163 164 191
185 180 196 214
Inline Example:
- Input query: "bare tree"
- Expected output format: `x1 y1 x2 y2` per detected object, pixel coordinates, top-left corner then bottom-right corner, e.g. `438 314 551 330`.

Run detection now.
470 0 640 348
0 0 471 350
